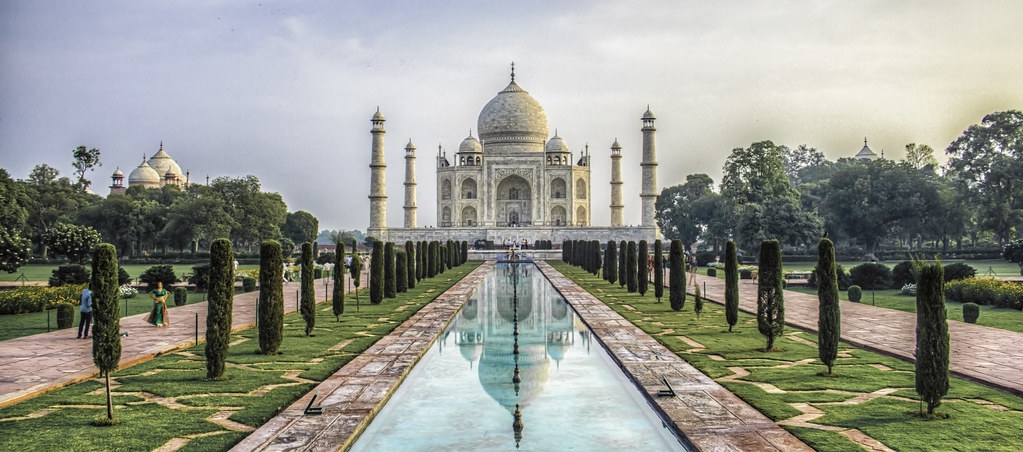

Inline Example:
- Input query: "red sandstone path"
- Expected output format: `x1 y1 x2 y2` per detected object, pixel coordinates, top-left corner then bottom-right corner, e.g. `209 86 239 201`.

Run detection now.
0 270 368 409
687 273 1023 396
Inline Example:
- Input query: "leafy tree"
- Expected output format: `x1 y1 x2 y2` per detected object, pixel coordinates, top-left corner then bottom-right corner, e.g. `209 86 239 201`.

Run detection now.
606 240 618 285
280 238 295 261
370 241 384 304
26 165 92 258
757 240 785 351
332 242 345 321
669 239 684 311
258 240 284 354
0 228 31 273
626 241 637 293
816 236 840 375
405 241 416 289
161 193 235 254
210 176 287 251
300 242 315 336
205 238 233 380
655 174 715 248
395 249 408 293
283 211 319 244
71 145 101 190
0 169 31 273
781 144 828 184
725 240 739 332
945 110 1023 245
638 240 649 296
1003 239 1023 276
653 240 664 302
903 143 938 170
733 197 821 255
915 262 949 415
90 243 120 423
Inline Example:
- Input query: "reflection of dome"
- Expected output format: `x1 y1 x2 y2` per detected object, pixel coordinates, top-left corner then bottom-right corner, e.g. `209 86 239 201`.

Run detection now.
477 73 549 152
128 158 161 188
459 132 483 154
456 331 484 367
478 343 549 412
147 142 184 182
551 298 568 320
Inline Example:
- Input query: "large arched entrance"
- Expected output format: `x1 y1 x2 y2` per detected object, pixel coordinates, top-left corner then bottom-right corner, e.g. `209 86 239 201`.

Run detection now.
496 175 532 226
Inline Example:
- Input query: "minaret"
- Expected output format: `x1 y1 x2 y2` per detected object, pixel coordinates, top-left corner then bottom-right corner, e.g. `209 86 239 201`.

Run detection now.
368 107 388 239
403 139 417 228
640 107 659 230
609 139 624 227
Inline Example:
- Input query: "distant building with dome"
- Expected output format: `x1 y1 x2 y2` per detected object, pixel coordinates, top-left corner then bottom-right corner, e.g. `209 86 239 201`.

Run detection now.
854 137 879 161
368 65 661 246
109 142 189 195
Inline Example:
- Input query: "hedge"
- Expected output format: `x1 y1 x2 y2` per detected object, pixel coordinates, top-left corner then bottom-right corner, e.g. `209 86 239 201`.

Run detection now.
945 277 1023 309
0 284 86 314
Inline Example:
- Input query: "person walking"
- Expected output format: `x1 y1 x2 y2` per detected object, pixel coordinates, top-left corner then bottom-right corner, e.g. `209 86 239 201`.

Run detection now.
688 254 698 285
77 287 93 339
144 282 170 327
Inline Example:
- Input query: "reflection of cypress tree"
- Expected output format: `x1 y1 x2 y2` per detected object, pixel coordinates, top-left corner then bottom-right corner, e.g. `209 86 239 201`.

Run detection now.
618 240 627 288
607 241 618 285
207 238 233 379
370 241 383 304
669 240 684 311
654 240 664 302
91 243 120 423
258 240 284 354
332 242 345 321
757 240 785 351
916 262 949 415
626 241 637 293
384 242 396 298
638 240 649 296
816 237 839 375
725 240 739 332
301 242 315 335
404 241 416 290
395 249 408 293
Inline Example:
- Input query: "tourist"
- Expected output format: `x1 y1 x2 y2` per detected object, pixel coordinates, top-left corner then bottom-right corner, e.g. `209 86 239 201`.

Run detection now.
77 287 92 339
688 255 698 285
144 282 170 327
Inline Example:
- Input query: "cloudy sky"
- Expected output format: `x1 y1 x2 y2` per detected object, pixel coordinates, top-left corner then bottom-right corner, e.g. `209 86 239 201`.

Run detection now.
2 1 1021 232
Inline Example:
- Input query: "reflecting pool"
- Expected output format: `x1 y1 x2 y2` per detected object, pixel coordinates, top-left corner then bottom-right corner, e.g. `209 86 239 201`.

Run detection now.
350 263 687 451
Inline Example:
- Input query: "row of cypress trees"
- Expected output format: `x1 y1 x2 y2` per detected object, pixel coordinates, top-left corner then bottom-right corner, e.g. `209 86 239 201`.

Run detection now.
368 239 468 305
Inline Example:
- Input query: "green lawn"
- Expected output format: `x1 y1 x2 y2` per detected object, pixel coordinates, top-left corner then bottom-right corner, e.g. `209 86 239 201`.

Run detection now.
0 262 480 452
552 262 1023 452
777 258 1021 277
1 264 261 283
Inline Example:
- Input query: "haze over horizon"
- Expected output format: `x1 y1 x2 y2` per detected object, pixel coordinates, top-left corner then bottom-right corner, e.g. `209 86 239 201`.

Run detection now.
2 1 1021 232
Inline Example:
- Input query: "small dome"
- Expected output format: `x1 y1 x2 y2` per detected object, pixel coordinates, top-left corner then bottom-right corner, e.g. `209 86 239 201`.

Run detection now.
855 137 878 161
545 133 570 153
459 132 483 154
128 160 161 187
642 107 656 120
477 78 549 152
112 167 124 177
372 108 385 121
611 139 622 150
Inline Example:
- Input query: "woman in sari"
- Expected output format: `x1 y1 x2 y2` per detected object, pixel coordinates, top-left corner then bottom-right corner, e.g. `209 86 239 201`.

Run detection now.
145 281 170 327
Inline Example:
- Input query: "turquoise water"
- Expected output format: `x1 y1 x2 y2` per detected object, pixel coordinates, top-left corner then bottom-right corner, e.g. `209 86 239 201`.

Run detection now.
350 263 687 451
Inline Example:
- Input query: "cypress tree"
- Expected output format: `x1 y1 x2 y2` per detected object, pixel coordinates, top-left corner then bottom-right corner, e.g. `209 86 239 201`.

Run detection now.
258 240 284 355
428 241 438 277
602 240 611 281
694 285 704 319
757 240 785 351
591 240 601 276
395 249 408 293
817 236 840 375
438 244 447 273
916 262 949 415
349 252 362 306
725 240 739 332
384 242 396 298
654 239 664 303
416 241 425 281
404 241 416 290
370 240 384 304
618 240 627 288
91 243 120 423
332 242 345 321
669 239 684 311
300 242 315 336
626 241 638 293
607 240 618 285
461 240 468 264
562 240 570 263
638 240 649 296
206 238 233 380
447 240 455 268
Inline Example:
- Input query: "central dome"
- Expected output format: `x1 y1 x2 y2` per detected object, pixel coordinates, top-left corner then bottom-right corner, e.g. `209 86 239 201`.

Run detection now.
477 79 549 153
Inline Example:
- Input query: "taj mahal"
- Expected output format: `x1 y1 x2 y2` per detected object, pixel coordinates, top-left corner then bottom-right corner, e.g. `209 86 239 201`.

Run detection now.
367 65 661 246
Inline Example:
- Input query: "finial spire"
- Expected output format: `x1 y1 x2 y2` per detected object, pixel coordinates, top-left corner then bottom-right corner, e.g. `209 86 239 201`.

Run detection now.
510 61 515 82
864 137 868 146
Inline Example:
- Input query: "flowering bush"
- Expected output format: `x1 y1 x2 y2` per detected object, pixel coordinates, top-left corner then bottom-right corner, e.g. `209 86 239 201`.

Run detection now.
945 277 1023 310
900 283 917 296
0 284 86 314
119 285 138 299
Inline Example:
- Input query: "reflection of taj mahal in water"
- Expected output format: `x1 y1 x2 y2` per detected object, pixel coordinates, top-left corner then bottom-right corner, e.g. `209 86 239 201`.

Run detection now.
367 64 661 245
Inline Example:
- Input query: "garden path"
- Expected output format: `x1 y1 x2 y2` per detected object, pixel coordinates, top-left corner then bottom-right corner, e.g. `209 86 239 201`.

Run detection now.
690 273 1023 396
0 269 368 409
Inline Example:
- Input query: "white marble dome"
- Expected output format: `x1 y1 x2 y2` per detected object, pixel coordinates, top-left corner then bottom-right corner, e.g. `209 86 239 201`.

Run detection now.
128 160 161 188
147 143 184 182
545 133 570 153
459 132 483 153
477 79 548 152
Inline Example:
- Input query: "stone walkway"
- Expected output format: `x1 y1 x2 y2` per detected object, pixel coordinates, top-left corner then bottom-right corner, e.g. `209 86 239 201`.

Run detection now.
0 270 366 409
689 273 1023 396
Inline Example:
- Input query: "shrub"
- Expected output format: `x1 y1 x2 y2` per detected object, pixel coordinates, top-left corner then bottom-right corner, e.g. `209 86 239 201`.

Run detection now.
316 252 336 265
756 240 785 351
892 261 916 288
945 277 1023 309
848 285 862 302
314 267 323 279
706 268 717 277
901 284 918 296
669 240 684 311
49 264 90 287
258 240 284 355
56 302 75 329
725 240 739 332
962 303 980 324
943 262 976 282
740 269 753 280
187 264 210 291
849 263 892 289
332 242 346 321
695 250 717 266
242 276 257 292
119 285 137 299
0 284 85 314
139 265 177 291
300 242 315 336
118 268 131 286
173 287 188 306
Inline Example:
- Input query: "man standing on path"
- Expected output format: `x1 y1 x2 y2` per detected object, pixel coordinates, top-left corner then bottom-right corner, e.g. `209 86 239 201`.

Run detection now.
77 287 93 339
